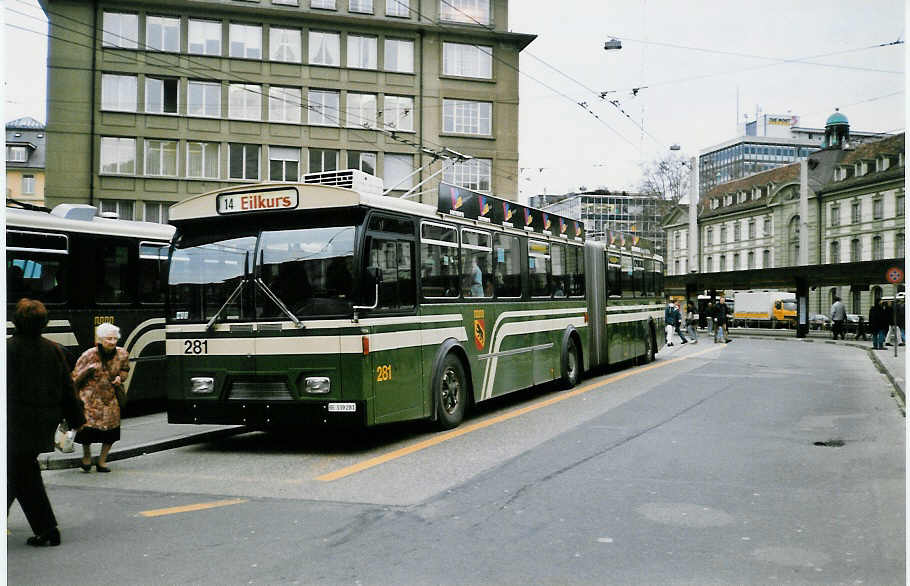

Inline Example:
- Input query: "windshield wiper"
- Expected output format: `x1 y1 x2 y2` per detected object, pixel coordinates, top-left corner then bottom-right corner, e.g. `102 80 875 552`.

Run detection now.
205 251 250 331
254 278 304 329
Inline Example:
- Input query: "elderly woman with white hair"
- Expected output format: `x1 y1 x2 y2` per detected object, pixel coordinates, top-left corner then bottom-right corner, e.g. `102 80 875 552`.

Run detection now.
71 323 130 472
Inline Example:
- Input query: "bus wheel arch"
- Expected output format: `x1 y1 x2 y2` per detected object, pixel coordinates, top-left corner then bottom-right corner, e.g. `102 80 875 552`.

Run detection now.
560 327 583 388
430 339 472 430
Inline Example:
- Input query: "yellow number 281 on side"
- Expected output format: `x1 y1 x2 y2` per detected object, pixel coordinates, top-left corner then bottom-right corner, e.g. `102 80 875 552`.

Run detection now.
376 364 392 382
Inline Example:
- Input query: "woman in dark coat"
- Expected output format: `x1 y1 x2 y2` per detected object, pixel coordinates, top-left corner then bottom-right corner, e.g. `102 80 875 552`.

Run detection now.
7 298 85 547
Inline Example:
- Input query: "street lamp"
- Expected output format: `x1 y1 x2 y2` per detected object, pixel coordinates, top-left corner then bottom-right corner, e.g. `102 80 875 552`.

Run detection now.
604 38 622 51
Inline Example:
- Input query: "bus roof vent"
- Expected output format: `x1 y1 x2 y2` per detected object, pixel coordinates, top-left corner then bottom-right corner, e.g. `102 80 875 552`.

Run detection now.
50 203 98 222
303 169 384 197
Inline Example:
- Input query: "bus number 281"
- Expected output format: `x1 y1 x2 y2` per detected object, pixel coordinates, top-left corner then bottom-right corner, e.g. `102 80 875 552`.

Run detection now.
184 340 209 354
376 364 392 382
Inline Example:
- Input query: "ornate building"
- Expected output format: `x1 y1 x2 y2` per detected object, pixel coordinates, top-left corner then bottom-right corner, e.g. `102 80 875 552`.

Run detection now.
665 111 904 316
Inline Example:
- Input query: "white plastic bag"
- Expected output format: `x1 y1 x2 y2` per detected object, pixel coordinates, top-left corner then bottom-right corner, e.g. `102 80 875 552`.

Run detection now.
54 422 75 453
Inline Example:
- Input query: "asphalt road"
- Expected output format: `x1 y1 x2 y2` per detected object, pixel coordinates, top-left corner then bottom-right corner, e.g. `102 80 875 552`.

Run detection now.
8 340 905 585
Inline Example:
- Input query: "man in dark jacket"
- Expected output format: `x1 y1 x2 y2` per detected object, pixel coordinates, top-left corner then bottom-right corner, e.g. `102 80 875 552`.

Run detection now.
869 300 887 349
7 298 85 547
714 296 731 343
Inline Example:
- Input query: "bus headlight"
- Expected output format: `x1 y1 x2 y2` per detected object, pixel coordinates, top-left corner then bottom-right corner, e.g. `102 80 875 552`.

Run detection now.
190 377 215 394
305 377 331 394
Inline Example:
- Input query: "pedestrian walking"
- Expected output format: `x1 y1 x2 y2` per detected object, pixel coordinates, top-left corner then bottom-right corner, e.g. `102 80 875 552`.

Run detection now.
714 296 732 343
706 301 715 336
685 302 699 344
7 298 86 547
830 296 847 340
71 323 130 473
673 301 689 345
869 300 887 350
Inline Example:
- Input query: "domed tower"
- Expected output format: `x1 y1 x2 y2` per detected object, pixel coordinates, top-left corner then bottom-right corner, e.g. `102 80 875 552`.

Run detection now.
822 108 850 149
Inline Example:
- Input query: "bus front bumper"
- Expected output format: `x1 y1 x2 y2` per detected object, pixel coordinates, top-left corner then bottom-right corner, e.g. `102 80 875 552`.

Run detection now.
167 399 367 428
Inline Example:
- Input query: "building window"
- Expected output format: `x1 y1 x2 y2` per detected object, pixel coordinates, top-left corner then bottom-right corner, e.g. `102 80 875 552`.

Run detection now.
852 289 862 314
851 238 861 262
896 232 905 258
383 95 414 131
229 24 262 59
309 148 338 172
872 235 884 260
733 223 740 242
762 216 770 236
229 83 262 120
100 137 136 175
102 12 138 49
747 251 755 269
897 194 905 217
269 27 301 63
144 140 178 176
674 260 679 274
443 99 491 136
186 141 219 178
705 256 712 272
720 225 727 243
873 198 883 220
443 42 492 79
788 215 800 265
733 253 740 270
307 89 340 126
384 39 414 73
309 31 340 66
311 0 336 8
99 199 135 220
269 146 300 181
101 74 137 112
347 35 377 69
762 249 770 268
349 0 372 13
188 19 222 56
442 158 491 193
273 0 299 4
851 201 861 223
188 81 221 117
268 86 301 123
830 240 839 263
229 143 260 180
748 220 755 239
7 146 27 162
346 93 377 128
384 153 413 190
146 16 180 52
719 255 726 271
145 77 178 114
439 0 490 25
21 175 35 195
673 231 680 250
706 227 713 245
348 151 377 175
830 204 840 227
144 202 172 223
386 0 409 17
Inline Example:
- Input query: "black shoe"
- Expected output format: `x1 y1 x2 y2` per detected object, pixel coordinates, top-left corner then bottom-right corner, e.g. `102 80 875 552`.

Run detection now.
80 460 91 473
26 528 60 547
96 464 111 473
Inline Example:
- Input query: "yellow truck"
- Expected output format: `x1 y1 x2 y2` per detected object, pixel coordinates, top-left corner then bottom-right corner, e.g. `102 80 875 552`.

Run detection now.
732 291 797 328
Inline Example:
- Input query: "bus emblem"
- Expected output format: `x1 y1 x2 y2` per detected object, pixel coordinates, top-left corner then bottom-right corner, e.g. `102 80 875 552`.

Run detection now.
473 318 486 350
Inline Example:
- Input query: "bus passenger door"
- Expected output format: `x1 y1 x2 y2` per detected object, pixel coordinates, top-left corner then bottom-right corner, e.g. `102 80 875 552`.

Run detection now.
366 237 422 423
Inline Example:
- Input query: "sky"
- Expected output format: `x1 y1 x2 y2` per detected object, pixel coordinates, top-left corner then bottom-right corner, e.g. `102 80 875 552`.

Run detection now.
4 0 906 202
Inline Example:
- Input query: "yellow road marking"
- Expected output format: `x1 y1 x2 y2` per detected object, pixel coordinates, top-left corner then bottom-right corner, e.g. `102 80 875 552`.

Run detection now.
317 344 724 482
139 498 248 517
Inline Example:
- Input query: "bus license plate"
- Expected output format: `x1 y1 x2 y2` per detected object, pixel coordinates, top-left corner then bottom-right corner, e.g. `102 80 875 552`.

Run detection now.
327 402 356 413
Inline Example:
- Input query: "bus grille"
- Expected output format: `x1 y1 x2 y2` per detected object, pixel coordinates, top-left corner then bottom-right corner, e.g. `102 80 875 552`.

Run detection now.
227 381 292 401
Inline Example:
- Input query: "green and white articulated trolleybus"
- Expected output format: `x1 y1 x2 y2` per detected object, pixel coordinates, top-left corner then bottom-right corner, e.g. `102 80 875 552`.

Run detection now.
165 170 665 430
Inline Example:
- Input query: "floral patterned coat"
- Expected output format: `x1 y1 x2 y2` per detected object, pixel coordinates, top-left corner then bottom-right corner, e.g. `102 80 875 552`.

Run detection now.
72 346 130 430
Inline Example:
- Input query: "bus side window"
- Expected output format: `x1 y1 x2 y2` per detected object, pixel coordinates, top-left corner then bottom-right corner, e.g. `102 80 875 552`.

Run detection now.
461 229 492 298
606 252 621 297
420 223 459 299
620 253 633 296
369 238 413 310
96 241 133 304
528 240 551 297
568 245 584 297
633 257 644 296
139 242 169 304
6 231 69 304
551 243 567 298
492 233 521 298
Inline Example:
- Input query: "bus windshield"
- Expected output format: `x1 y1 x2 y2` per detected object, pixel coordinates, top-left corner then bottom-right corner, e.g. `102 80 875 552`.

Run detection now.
168 223 357 323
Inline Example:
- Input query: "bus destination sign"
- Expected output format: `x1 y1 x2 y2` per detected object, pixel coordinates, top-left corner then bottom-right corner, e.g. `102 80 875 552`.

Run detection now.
438 183 584 241
217 187 299 214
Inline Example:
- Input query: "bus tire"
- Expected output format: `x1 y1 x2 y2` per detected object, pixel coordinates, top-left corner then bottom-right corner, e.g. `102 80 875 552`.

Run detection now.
561 335 581 388
435 353 467 430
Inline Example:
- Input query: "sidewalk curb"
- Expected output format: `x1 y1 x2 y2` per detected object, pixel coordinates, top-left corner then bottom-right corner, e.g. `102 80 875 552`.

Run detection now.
39 426 248 471
732 330 905 414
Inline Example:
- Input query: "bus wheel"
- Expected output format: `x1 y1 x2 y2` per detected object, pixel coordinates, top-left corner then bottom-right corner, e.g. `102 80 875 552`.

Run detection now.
436 354 466 430
561 338 581 388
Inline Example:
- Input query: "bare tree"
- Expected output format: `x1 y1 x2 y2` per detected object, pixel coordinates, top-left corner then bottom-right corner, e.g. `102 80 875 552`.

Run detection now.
638 153 691 205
